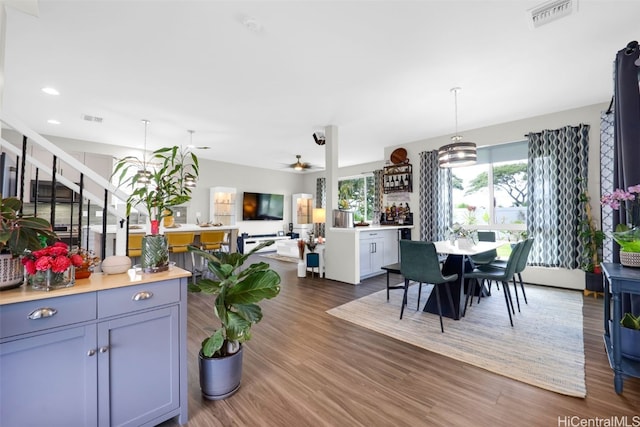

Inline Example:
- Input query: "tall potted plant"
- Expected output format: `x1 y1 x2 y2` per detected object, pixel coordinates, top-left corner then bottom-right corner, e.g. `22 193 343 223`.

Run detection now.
112 145 199 272
187 241 281 400
0 195 58 290
578 188 606 292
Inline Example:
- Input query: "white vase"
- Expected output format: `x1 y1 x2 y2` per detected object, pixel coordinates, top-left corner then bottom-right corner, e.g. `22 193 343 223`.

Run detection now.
457 238 474 250
297 260 306 278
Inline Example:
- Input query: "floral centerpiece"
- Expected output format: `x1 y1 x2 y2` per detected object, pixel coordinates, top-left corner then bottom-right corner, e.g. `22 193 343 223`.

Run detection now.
72 247 101 279
22 242 84 290
448 222 477 248
601 184 640 266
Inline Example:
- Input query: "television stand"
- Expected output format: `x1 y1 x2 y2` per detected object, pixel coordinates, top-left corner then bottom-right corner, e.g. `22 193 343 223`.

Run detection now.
242 234 290 253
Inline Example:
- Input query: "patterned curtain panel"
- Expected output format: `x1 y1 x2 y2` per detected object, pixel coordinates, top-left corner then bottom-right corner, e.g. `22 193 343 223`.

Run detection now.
601 110 615 263
373 170 383 223
526 124 590 268
419 150 452 242
316 177 326 236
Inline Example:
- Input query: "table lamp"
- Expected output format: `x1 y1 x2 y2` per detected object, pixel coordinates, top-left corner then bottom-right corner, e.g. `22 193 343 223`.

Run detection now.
312 208 326 238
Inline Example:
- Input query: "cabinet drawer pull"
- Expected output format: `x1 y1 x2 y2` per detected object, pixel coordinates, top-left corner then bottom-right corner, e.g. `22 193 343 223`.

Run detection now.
132 291 153 301
99 346 109 353
28 307 58 320
87 349 96 357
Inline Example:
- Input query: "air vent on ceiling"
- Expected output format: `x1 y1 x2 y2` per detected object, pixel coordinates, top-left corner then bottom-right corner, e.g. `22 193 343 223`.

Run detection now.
528 0 578 28
82 114 103 123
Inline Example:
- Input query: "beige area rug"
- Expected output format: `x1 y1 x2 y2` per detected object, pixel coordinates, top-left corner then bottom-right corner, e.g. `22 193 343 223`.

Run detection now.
327 283 586 397
260 253 299 264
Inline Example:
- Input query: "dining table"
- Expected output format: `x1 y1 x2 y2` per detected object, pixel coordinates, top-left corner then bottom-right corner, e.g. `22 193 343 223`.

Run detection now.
422 240 508 320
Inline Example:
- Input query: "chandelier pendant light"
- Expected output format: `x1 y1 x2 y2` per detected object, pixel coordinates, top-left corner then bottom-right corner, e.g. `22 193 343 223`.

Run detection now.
438 87 477 168
135 119 152 186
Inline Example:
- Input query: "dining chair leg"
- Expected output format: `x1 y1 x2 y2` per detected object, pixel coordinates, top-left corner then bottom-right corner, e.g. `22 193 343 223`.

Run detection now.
501 280 514 327
417 282 423 311
477 279 490 304
511 276 521 312
463 279 474 315
400 278 410 319
434 283 444 333
518 273 528 304
386 271 390 301
504 279 515 314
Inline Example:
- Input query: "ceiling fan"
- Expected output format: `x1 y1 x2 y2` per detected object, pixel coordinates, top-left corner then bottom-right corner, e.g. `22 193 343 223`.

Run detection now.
290 154 312 171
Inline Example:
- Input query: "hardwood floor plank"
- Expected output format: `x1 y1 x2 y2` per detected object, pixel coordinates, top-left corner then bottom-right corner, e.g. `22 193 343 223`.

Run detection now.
161 256 640 427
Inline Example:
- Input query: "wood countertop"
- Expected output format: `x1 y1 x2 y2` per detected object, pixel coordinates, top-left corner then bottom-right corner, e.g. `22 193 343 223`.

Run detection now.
0 268 192 306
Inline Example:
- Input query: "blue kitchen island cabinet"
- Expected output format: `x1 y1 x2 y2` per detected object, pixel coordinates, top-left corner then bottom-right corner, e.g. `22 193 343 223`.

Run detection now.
601 262 640 394
0 269 190 427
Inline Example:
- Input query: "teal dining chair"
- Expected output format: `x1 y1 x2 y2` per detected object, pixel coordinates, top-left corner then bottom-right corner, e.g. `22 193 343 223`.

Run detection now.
486 238 534 312
469 231 498 267
464 240 525 327
399 240 458 333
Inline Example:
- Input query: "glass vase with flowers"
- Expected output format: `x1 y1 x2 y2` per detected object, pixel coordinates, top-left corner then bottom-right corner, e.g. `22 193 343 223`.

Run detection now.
22 242 84 290
601 184 640 267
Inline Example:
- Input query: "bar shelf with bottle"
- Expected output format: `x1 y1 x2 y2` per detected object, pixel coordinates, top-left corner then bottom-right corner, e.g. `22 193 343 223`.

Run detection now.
381 202 413 225
383 164 412 193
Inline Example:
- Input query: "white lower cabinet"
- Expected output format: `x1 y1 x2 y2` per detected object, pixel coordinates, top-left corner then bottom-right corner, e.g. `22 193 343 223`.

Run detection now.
359 229 399 280
0 279 187 427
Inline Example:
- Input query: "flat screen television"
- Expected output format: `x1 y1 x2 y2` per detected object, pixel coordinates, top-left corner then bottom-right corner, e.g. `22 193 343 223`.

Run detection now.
242 192 285 221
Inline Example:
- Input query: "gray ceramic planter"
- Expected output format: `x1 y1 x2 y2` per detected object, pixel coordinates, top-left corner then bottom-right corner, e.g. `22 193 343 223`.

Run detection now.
198 346 243 400
621 327 640 361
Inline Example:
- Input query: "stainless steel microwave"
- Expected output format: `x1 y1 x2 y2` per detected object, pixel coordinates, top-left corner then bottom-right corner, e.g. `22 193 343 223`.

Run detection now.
30 180 77 203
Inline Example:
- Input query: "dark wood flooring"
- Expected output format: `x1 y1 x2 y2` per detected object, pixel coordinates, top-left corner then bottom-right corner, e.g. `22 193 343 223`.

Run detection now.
162 254 640 427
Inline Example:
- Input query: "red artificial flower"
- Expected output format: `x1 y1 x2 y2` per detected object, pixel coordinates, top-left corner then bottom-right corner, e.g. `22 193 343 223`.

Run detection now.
35 256 52 271
22 258 37 275
70 254 84 267
51 256 71 273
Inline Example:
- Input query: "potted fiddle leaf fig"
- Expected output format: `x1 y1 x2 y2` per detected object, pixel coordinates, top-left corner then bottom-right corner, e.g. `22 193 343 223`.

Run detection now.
187 240 281 400
0 195 58 290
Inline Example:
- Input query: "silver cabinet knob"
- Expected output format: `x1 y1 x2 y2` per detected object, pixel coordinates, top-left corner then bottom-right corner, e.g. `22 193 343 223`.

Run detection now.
99 346 109 353
87 349 96 357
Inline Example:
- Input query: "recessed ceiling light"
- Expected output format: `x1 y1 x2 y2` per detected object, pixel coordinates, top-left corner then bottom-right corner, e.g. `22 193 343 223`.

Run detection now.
47 119 61 125
42 87 60 96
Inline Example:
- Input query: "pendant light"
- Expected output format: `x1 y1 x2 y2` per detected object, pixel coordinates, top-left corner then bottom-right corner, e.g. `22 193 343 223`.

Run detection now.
184 130 197 188
438 87 477 168
135 119 152 186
